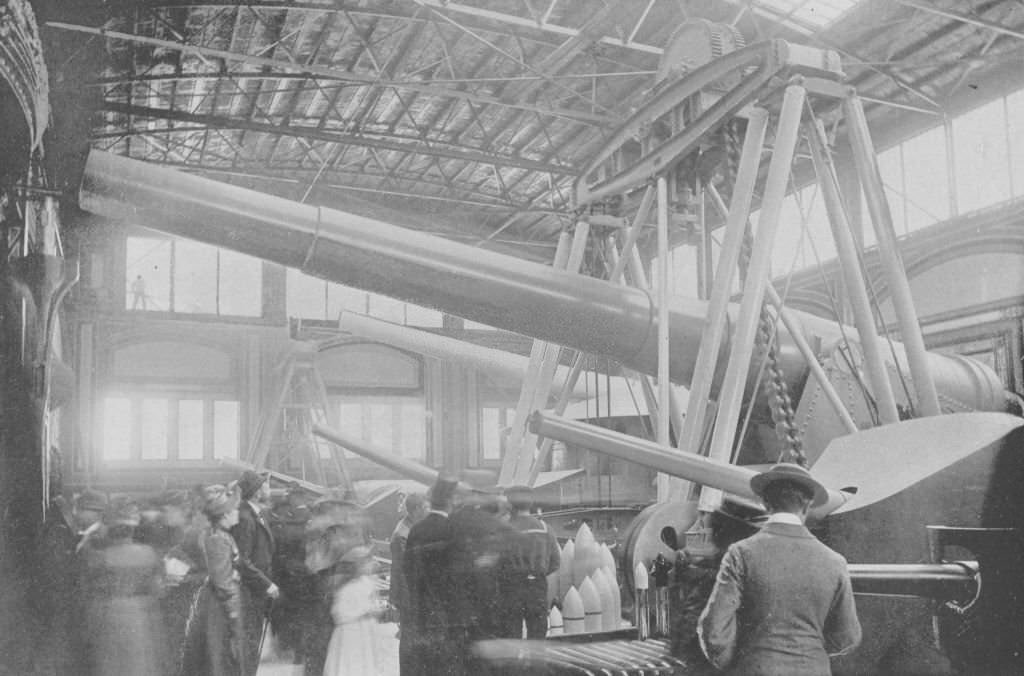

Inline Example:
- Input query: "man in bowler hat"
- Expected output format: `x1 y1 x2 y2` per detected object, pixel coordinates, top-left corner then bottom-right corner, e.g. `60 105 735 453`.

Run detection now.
230 470 279 675
698 463 861 675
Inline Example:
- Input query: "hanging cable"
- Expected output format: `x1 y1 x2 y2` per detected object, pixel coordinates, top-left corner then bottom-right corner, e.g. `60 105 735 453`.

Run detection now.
861 257 917 418
622 374 656 440
805 220 881 427
800 106 885 425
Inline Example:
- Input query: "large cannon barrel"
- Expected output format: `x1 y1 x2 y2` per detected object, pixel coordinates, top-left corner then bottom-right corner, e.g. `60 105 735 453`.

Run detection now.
847 562 978 600
80 151 700 380
528 410 851 515
312 423 475 493
79 150 1010 412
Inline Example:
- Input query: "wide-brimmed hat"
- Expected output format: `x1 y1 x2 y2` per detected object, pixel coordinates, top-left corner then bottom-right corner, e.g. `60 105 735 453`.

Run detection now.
202 484 240 518
237 470 269 500
750 463 828 508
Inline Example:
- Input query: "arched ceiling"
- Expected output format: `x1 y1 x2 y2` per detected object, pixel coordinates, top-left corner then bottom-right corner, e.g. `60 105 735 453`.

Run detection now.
35 0 1024 262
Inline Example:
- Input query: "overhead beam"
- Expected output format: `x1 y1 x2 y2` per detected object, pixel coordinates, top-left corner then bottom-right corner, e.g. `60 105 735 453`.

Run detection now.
893 0 1024 42
83 139 530 203
87 70 659 91
846 0 1005 105
408 0 661 54
157 161 570 213
97 100 578 175
123 0 664 56
47 21 611 126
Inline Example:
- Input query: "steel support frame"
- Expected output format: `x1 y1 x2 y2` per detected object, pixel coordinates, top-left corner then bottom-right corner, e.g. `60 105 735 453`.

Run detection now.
705 81 808 481
704 183 858 436
678 107 770 460
524 185 658 486
844 95 942 417
500 225 588 486
807 118 901 425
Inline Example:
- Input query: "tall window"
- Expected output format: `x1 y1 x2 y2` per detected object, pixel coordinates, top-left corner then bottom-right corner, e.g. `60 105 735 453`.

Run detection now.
737 86 1024 279
480 406 517 463
953 98 1011 214
767 184 834 274
287 269 443 327
100 394 239 462
126 236 262 317
1006 90 1024 198
751 1 866 32
332 395 427 460
901 126 950 230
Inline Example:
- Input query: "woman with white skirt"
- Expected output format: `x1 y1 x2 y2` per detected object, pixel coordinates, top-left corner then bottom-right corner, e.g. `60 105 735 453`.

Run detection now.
323 546 381 676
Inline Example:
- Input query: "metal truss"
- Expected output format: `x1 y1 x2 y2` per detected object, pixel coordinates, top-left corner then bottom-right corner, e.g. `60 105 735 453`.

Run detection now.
123 0 665 56
96 101 578 174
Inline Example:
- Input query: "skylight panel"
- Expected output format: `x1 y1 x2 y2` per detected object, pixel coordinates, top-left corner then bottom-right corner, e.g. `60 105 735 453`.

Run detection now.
753 0 864 33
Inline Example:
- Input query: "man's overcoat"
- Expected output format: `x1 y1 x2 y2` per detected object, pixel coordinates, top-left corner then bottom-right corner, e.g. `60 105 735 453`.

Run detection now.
698 521 861 675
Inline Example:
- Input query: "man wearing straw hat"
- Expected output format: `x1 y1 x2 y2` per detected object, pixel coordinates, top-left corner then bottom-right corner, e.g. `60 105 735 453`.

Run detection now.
698 463 861 675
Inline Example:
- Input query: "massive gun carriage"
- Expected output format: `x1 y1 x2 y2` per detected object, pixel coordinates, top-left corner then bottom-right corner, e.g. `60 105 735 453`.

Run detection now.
79 23 1024 675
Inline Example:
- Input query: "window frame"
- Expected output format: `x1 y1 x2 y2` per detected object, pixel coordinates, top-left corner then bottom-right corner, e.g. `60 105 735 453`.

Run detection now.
328 392 429 462
98 391 242 464
124 233 265 319
286 268 443 327
477 403 518 467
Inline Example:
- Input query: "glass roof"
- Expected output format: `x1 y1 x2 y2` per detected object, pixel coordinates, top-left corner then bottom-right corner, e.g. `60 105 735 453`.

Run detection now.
754 0 865 33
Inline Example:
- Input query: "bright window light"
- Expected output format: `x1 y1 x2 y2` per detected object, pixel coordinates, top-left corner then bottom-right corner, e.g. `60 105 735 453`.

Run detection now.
103 397 133 461
140 399 169 460
213 400 240 460
218 249 262 317
334 396 426 460
399 401 427 459
178 400 205 460
481 407 502 461
753 0 864 31
953 98 1011 214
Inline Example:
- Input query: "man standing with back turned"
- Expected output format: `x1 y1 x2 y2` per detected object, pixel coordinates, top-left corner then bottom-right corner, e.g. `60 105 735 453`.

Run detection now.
499 485 561 639
698 463 861 675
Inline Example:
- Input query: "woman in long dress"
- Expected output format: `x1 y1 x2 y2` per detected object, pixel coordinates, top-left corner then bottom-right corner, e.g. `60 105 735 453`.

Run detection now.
323 545 382 676
195 484 245 676
81 495 169 676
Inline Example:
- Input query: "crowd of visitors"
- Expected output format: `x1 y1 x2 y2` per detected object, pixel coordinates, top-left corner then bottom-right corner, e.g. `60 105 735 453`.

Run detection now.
29 460 860 676
399 477 560 676
31 468 374 676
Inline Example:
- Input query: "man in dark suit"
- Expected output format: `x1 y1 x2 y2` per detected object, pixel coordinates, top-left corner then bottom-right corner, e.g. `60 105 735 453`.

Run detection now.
230 470 279 676
698 463 861 675
403 474 459 676
498 485 560 639
447 490 514 671
390 492 428 626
